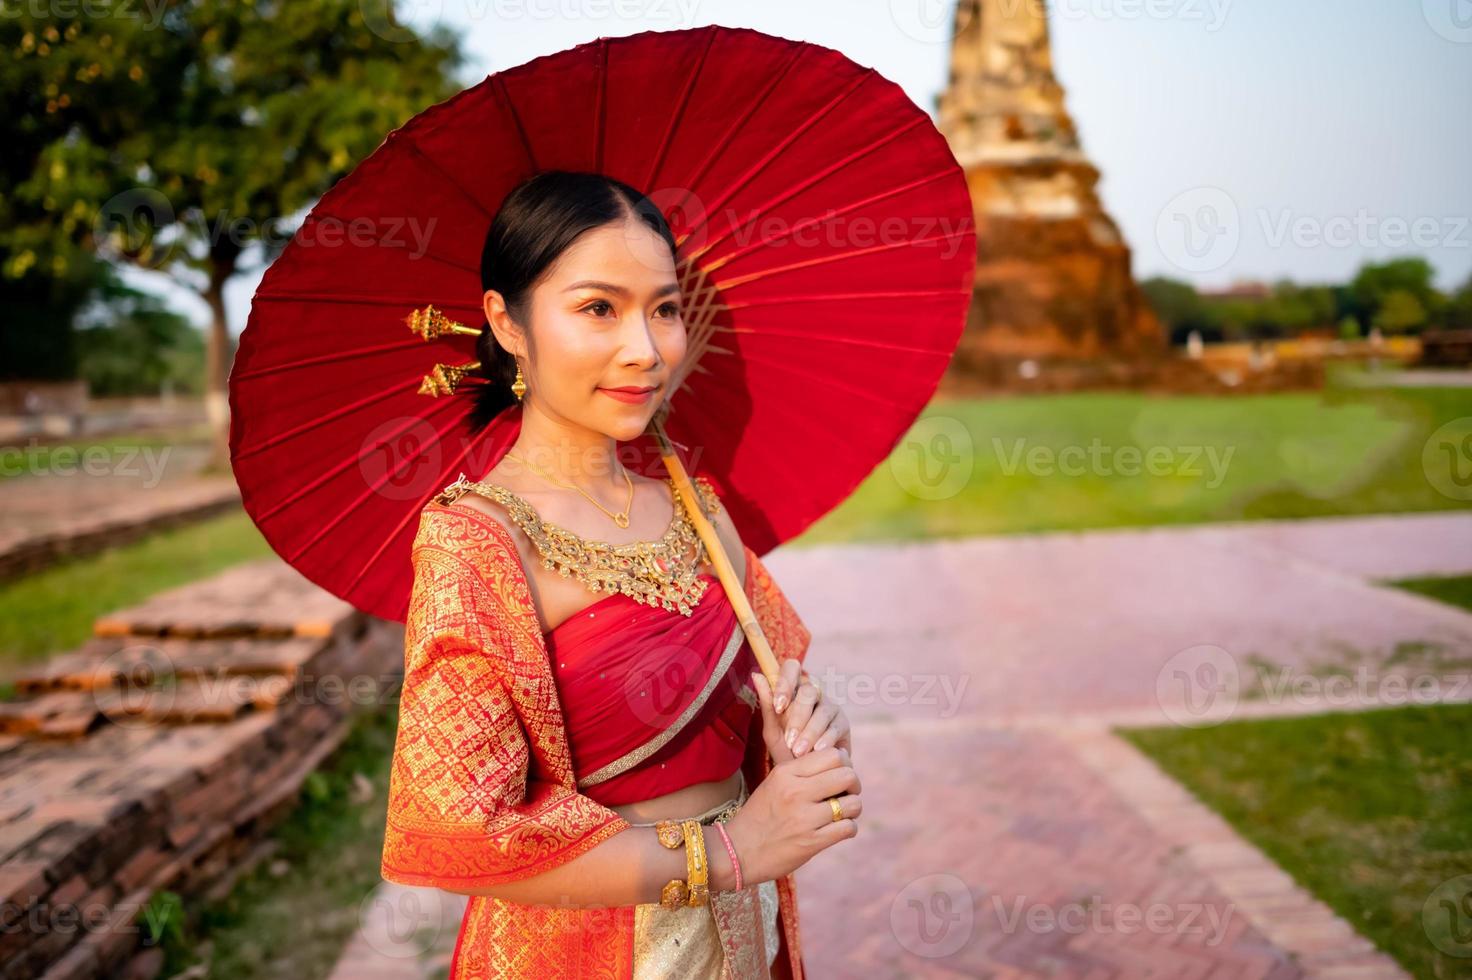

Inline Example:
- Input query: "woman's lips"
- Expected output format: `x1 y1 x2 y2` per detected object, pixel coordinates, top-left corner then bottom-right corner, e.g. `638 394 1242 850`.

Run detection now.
598 386 656 404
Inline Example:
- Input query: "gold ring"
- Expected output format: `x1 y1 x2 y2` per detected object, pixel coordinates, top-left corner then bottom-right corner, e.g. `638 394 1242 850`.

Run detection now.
828 797 843 822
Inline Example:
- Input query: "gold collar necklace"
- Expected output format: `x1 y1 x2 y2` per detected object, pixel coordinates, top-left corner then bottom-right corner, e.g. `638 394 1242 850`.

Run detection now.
432 470 725 617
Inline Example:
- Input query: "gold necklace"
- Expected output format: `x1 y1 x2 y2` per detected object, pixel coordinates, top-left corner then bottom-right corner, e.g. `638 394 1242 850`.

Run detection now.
433 471 725 616
504 451 635 529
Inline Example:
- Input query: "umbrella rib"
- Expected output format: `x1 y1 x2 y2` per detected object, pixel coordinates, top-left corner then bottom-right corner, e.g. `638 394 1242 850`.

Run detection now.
687 67 877 230
284 407 469 565
231 336 435 381
670 46 807 241
732 351 924 414
643 26 719 192
253 292 481 313
402 140 492 219
692 377 862 473
712 325 953 357
272 396 465 549
593 38 607 172
722 287 970 309
233 375 426 460
714 230 969 290
344 422 498 593
670 256 729 388
492 72 538 171
695 163 954 269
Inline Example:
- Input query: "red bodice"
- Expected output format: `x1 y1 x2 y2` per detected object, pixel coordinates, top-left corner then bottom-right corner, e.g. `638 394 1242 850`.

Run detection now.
542 572 759 806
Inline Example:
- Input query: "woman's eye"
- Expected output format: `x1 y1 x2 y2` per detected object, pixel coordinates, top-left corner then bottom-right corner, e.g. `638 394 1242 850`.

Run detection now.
584 300 614 317
657 302 682 319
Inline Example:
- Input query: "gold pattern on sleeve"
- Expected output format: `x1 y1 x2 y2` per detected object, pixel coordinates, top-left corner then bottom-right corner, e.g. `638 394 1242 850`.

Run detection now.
379 508 632 891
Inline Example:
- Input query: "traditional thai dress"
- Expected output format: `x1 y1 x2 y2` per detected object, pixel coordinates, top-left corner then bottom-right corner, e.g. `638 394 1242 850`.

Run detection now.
380 472 813 979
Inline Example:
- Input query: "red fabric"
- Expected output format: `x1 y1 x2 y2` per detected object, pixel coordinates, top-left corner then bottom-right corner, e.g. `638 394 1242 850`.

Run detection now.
543 572 758 806
229 25 976 624
381 500 813 979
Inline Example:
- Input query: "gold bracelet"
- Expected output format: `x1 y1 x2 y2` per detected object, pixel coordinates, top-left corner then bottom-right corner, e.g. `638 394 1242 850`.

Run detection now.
654 819 684 850
681 819 710 907
654 822 688 909
659 877 689 909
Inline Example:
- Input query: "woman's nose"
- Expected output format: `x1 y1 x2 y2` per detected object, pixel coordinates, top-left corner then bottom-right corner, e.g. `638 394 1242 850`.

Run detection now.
619 316 661 367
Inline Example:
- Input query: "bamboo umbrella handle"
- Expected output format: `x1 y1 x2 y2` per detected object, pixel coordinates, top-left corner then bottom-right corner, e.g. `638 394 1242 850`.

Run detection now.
648 414 781 689
649 413 845 811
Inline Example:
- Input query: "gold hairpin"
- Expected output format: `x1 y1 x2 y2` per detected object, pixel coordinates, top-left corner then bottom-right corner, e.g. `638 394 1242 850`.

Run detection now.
417 360 481 397
408 304 485 396
405 304 483 341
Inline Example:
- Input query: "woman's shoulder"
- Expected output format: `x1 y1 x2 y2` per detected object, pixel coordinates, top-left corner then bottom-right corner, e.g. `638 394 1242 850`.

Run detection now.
415 477 524 573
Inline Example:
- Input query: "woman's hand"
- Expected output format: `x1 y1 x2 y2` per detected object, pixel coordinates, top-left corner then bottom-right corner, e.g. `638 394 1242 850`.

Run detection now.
720 745 861 887
754 661 853 760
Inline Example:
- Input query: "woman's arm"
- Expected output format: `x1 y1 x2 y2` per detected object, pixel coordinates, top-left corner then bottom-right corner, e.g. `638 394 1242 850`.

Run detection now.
453 820 739 904
381 507 742 908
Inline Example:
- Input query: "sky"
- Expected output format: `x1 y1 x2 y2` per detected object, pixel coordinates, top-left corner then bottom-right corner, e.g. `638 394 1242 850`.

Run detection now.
146 0 1472 333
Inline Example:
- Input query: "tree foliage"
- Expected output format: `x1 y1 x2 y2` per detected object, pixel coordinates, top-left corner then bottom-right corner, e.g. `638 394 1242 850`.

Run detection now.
3 0 467 458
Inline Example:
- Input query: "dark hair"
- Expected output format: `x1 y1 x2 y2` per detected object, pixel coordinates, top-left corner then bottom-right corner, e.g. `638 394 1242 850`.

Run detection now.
468 170 679 434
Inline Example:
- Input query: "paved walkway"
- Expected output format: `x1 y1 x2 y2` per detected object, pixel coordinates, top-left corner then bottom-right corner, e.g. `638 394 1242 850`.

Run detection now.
0 442 239 579
342 510 1472 978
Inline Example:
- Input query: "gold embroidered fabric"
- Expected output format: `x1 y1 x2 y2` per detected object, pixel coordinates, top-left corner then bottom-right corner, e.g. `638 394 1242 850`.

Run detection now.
433 472 724 616
382 487 814 980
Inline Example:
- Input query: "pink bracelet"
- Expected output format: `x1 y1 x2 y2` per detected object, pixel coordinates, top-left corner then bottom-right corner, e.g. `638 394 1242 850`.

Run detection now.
715 823 743 892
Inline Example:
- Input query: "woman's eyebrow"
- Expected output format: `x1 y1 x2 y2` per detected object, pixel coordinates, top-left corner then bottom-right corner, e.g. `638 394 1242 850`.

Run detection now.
563 280 681 299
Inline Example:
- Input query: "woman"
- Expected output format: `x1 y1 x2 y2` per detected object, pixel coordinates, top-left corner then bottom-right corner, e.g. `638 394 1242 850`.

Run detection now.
380 171 861 980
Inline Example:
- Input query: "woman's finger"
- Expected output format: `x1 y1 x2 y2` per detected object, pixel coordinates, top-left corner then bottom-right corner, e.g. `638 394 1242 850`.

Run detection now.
792 701 838 757
782 679 821 751
773 658 802 713
811 711 849 754
751 672 793 762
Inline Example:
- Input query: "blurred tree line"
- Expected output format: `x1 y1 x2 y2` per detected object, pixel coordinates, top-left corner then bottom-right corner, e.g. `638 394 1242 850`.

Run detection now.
1144 258 1472 345
2 0 466 462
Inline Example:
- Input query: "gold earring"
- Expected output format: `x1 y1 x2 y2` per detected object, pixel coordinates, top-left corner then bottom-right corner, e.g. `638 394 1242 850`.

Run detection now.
511 361 527 401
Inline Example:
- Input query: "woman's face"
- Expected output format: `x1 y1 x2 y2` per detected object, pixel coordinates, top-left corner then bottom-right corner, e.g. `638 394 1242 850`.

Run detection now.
488 215 686 446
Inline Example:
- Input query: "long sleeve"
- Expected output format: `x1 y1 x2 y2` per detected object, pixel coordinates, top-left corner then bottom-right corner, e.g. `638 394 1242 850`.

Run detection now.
380 510 631 890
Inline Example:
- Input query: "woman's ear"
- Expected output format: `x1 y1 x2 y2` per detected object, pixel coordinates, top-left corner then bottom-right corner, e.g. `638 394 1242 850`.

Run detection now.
483 288 525 359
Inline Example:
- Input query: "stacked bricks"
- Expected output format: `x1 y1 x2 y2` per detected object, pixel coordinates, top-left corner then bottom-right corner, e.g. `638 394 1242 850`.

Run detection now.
0 559 405 979
0 483 240 584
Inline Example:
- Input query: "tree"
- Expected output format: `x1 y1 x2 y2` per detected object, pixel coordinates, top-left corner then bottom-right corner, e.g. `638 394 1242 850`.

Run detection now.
1444 271 1472 330
1140 277 1221 345
3 1 467 468
1348 258 1441 334
1372 289 1427 334
74 265 204 397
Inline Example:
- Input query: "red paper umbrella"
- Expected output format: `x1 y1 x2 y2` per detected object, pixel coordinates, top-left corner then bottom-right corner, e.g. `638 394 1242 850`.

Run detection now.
229 25 976 623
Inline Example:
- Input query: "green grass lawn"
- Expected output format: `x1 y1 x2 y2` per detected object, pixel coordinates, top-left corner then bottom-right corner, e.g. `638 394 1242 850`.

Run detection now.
0 508 272 676
1391 574 1472 614
1121 703 1472 979
794 382 1472 544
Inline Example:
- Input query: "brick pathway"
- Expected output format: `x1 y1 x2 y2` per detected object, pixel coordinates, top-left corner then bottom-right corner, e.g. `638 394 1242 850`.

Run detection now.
343 511 1472 978
0 442 239 581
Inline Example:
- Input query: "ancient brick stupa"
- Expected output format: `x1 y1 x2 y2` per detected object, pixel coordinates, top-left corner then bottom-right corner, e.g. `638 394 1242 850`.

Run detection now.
937 0 1162 371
